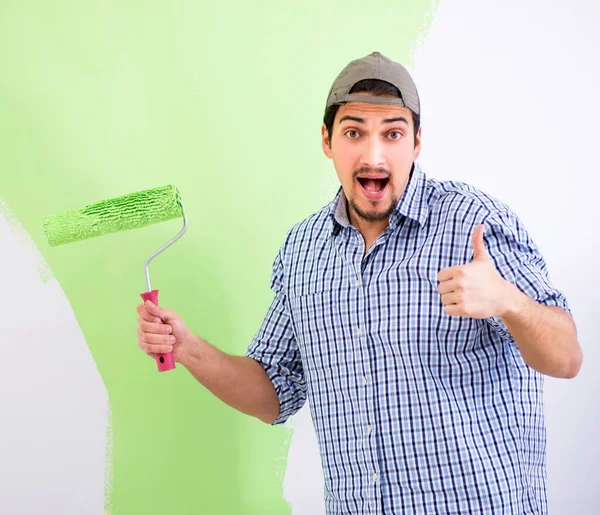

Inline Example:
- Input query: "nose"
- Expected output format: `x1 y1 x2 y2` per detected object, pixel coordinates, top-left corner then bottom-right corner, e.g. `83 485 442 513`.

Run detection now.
360 137 385 169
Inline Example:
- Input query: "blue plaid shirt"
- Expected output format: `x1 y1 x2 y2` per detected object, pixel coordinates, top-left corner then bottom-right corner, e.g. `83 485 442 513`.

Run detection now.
246 163 570 514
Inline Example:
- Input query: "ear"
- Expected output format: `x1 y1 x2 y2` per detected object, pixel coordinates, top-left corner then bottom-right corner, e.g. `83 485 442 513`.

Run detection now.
413 126 422 161
321 124 333 159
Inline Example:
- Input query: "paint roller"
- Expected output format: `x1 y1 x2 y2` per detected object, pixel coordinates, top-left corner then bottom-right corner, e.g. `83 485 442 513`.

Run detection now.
43 185 187 372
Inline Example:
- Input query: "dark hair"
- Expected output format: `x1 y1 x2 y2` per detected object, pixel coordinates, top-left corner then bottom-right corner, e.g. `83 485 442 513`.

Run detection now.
323 79 420 145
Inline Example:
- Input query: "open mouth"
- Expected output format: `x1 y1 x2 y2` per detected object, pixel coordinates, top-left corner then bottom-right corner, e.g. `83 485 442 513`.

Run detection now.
356 176 390 200
357 177 389 193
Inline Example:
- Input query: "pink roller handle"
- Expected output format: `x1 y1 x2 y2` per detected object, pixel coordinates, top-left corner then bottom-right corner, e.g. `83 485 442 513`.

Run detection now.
140 289 176 372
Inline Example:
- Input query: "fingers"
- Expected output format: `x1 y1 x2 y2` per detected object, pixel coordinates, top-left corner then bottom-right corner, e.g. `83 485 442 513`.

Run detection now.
137 328 175 355
138 318 172 336
136 301 180 358
444 304 462 317
138 341 173 355
437 266 464 283
137 327 175 345
440 292 460 306
437 280 457 295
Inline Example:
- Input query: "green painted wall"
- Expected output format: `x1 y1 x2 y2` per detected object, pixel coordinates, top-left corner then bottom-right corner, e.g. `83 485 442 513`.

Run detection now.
0 1 437 513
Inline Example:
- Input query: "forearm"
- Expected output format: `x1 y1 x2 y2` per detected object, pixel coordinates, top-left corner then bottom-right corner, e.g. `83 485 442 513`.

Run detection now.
179 336 280 424
499 283 582 378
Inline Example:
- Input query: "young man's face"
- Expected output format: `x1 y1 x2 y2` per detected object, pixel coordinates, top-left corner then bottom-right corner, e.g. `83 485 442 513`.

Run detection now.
321 99 421 225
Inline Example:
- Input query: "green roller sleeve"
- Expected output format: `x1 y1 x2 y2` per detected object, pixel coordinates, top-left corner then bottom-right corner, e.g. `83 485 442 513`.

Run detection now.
43 185 183 246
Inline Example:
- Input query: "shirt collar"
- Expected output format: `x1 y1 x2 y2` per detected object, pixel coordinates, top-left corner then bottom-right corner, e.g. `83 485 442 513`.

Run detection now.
328 162 429 236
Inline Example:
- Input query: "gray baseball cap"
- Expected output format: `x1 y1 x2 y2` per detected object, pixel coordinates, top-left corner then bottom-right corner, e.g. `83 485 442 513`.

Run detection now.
325 51 420 115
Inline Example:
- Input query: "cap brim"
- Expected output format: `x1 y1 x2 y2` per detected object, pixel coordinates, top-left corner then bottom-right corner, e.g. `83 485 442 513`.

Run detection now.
329 94 408 108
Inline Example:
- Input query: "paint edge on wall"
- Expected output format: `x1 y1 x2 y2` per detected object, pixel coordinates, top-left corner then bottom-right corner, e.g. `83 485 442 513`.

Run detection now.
0 194 53 283
408 0 441 68
105 405 114 514
0 193 112 513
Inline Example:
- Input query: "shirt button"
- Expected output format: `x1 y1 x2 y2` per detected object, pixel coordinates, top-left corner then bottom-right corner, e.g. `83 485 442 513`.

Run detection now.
356 279 360 288
373 472 378 482
357 327 362 336
362 376 367 386
367 425 372 434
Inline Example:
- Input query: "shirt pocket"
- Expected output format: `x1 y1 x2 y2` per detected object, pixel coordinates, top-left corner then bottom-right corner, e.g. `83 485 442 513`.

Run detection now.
289 289 341 372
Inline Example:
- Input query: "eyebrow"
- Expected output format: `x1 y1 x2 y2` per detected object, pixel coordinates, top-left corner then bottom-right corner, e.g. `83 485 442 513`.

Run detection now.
338 115 409 125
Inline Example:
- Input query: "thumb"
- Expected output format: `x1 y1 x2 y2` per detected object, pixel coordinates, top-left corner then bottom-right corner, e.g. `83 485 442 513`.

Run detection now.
145 300 177 323
471 224 489 261
145 300 166 320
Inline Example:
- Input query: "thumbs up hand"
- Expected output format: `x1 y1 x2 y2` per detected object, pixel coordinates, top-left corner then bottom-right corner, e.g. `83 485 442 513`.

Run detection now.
437 224 511 319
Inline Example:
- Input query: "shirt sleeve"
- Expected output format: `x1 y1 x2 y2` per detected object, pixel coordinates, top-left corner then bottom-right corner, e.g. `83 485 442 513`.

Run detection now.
482 211 572 341
245 248 306 425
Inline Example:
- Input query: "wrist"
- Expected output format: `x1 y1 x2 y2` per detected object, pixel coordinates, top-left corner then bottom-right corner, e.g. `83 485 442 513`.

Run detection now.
178 333 204 369
498 280 529 320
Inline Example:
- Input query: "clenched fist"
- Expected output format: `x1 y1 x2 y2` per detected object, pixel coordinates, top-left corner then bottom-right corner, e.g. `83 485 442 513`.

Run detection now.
437 224 512 319
136 300 199 365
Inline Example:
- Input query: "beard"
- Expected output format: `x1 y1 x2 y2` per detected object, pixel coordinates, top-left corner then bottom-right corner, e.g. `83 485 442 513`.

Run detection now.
348 195 400 222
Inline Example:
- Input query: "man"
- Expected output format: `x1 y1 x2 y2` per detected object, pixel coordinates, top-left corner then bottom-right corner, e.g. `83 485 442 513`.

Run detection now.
136 52 582 514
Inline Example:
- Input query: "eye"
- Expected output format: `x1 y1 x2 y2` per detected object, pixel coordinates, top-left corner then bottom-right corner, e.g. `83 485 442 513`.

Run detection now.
387 131 403 140
345 130 360 139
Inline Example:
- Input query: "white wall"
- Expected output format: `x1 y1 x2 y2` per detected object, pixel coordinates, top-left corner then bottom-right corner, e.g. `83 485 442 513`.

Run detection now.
0 199 109 514
414 2 599 511
284 1 600 513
